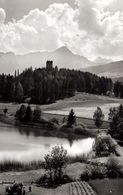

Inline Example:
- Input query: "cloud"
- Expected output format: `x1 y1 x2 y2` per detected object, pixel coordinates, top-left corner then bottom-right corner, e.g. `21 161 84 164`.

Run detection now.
0 1 123 61
0 7 62 53
104 0 123 13
0 3 79 54
75 0 104 36
0 8 6 23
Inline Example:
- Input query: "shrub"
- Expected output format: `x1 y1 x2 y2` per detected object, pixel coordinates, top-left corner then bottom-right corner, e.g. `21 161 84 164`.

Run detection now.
80 164 107 181
36 174 48 186
80 170 90 181
80 158 123 180
74 124 87 135
37 174 72 186
90 164 107 179
93 133 117 157
106 157 122 178
59 124 72 133
49 117 59 125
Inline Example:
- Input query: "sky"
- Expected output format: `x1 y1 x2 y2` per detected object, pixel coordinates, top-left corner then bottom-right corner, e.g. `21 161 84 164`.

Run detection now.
0 0 123 61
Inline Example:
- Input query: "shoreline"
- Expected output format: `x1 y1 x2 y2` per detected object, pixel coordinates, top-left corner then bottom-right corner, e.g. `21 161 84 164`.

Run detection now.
0 115 96 139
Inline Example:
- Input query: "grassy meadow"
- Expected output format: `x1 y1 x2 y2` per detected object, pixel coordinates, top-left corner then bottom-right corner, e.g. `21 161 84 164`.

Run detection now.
1 92 122 129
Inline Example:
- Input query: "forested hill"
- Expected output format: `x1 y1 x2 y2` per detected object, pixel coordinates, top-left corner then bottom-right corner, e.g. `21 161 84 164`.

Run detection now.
0 61 113 104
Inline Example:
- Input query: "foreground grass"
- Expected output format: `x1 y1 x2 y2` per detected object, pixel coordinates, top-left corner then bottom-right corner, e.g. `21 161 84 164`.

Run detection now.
89 179 123 195
0 183 70 195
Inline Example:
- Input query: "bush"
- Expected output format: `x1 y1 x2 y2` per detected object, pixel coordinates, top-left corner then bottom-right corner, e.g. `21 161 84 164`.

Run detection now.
80 164 107 181
49 117 59 125
74 124 87 135
90 164 107 179
106 157 122 178
93 133 117 157
37 174 72 186
80 158 123 180
59 124 72 133
80 170 90 181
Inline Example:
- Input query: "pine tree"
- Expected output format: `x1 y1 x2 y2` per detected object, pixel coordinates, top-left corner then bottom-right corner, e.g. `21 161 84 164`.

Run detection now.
108 104 123 138
93 107 104 132
33 106 42 122
15 104 27 122
67 109 76 127
23 105 32 122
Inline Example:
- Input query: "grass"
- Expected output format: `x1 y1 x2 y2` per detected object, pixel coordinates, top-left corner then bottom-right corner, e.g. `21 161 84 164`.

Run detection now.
89 179 123 195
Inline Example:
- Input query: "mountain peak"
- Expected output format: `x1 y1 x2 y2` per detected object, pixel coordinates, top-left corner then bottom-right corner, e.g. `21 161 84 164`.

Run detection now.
56 46 73 54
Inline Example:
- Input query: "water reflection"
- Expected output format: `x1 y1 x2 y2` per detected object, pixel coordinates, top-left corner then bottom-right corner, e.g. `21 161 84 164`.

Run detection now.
0 122 94 162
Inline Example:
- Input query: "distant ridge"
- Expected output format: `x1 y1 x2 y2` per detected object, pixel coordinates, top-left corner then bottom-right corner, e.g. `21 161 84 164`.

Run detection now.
81 61 123 79
0 46 95 74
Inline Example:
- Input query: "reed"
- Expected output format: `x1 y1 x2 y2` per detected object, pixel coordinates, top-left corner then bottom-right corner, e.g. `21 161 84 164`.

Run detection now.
0 160 44 172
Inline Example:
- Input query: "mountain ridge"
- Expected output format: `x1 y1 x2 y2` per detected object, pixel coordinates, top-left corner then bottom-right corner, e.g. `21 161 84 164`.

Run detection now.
81 61 123 79
0 46 95 74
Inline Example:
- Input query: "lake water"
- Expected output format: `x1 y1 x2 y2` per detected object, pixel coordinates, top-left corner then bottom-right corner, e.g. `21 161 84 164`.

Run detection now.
0 122 94 162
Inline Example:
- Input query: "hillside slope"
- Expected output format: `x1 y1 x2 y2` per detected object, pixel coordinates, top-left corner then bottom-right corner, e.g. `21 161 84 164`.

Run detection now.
81 61 123 79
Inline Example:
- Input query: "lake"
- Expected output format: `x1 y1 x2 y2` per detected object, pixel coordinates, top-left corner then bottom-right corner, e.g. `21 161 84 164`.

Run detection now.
0 122 94 162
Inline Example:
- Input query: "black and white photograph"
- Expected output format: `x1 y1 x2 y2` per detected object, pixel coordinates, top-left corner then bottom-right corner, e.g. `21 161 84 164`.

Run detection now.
0 0 123 194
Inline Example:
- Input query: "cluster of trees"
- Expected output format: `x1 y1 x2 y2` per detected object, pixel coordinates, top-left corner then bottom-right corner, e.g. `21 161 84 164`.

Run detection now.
15 104 42 123
0 74 24 103
0 61 113 104
92 104 123 141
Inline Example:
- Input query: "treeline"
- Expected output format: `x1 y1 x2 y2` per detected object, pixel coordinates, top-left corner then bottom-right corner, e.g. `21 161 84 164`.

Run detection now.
0 61 113 104
114 81 123 98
